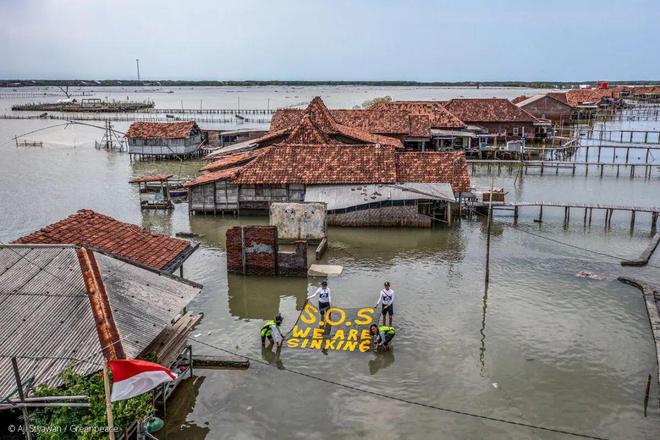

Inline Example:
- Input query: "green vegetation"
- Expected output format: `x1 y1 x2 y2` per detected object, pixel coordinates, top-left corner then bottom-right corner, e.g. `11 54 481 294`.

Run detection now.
359 95 392 109
28 368 154 440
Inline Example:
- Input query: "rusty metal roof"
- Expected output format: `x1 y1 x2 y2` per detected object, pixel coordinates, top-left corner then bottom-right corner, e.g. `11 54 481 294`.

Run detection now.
0 245 201 400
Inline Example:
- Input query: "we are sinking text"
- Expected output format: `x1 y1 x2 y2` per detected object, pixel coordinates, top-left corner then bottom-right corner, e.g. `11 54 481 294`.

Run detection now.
286 304 376 352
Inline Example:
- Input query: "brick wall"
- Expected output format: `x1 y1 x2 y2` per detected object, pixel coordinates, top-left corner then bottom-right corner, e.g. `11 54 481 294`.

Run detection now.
328 206 432 227
226 226 278 275
226 226 308 276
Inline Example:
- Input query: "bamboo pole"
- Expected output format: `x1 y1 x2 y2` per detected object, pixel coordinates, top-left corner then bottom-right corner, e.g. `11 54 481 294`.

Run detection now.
11 357 32 440
103 363 116 440
485 174 494 287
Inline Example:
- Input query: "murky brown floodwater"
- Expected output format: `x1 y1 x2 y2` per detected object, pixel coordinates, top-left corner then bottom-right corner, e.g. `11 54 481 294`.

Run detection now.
0 86 659 439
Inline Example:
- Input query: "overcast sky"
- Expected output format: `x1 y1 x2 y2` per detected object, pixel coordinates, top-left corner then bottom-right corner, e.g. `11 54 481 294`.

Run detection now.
1 0 659 81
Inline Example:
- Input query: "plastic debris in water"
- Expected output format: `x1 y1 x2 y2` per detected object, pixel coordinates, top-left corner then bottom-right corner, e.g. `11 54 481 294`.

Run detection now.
492 383 498 389
576 271 607 281
193 333 202 338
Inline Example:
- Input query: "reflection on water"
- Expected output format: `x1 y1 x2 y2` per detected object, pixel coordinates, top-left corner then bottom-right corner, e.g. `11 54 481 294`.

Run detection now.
160 376 210 440
228 274 308 320
261 345 285 370
368 351 396 375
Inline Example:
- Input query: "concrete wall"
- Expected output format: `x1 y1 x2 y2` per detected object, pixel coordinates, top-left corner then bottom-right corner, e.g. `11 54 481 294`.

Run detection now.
328 205 432 227
270 202 327 241
277 241 308 277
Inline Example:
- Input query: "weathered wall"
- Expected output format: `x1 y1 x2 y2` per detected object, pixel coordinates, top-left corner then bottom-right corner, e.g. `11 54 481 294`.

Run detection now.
472 122 537 139
226 226 278 275
520 97 572 122
189 181 239 213
226 225 308 276
328 205 432 227
277 241 308 277
270 202 327 241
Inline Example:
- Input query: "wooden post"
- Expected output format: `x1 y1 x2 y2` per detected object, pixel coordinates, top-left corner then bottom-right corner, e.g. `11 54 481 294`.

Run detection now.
102 363 116 440
485 175 494 287
11 357 32 440
652 212 658 231
583 208 588 226
630 210 636 232
538 205 543 223
513 206 519 225
588 208 593 226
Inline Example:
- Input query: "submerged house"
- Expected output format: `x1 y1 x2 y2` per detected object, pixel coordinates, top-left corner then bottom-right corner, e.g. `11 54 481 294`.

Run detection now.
514 94 573 124
443 98 551 145
126 121 204 158
0 244 201 416
186 143 470 227
13 209 198 276
267 98 472 152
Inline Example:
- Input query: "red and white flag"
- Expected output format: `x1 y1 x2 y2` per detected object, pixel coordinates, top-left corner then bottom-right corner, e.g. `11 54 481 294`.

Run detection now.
108 359 177 402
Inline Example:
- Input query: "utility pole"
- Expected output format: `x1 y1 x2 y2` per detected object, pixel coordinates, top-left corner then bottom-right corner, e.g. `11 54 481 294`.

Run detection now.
484 174 494 287
136 59 141 85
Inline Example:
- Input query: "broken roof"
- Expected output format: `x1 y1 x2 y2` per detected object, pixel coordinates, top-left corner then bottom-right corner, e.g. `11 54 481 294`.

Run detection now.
126 121 200 139
200 150 264 173
183 165 244 187
13 210 196 272
129 173 174 184
0 245 201 400
444 98 537 123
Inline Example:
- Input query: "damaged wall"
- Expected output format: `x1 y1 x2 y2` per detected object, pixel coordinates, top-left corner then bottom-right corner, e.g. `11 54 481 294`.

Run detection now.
270 202 327 241
226 225 308 276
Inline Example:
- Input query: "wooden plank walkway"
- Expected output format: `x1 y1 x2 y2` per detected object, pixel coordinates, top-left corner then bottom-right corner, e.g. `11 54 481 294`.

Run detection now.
491 202 660 232
469 159 658 178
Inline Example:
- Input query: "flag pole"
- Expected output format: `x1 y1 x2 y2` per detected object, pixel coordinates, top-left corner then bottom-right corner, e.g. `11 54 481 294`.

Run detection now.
102 363 116 440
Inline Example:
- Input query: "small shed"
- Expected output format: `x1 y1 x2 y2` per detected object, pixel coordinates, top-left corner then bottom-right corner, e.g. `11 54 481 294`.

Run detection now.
126 121 203 158
129 173 175 209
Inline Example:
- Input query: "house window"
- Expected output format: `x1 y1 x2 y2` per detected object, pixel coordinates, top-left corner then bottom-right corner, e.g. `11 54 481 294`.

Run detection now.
512 127 519 136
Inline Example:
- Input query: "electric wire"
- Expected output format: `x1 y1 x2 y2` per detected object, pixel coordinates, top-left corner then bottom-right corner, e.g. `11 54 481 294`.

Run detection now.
189 338 609 440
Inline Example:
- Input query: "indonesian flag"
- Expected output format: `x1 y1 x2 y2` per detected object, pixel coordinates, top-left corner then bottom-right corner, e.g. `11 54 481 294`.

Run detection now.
108 359 177 402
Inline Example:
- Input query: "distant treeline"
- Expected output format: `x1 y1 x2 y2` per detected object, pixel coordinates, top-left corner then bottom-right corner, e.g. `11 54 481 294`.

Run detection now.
1 79 659 88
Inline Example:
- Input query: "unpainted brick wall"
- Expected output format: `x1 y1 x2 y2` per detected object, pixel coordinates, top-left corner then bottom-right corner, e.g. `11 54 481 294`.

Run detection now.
226 226 308 276
226 225 278 275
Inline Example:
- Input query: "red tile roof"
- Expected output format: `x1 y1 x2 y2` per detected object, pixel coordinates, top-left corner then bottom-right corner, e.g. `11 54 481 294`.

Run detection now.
564 88 623 107
13 210 193 271
371 101 466 129
183 166 243 187
233 144 398 185
200 150 262 172
266 97 402 148
511 95 529 104
230 144 470 192
126 121 200 139
546 92 569 105
396 152 470 192
271 99 465 139
444 98 537 123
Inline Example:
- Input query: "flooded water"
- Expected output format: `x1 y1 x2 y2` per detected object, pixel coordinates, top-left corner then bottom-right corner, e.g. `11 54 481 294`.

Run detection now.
0 86 659 439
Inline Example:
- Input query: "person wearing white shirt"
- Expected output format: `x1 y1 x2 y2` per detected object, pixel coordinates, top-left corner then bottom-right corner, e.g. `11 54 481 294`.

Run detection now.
374 281 395 326
307 280 332 321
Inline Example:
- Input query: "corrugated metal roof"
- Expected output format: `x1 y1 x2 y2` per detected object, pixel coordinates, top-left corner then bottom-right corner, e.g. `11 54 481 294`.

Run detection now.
304 183 455 211
0 245 201 400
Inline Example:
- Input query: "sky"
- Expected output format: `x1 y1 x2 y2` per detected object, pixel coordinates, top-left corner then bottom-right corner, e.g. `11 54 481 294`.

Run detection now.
1 0 659 82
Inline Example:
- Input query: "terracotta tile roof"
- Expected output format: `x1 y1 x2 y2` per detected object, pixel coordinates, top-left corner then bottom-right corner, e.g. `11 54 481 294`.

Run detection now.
230 144 470 192
128 174 174 184
267 97 403 148
331 109 411 134
272 100 465 138
233 144 398 185
200 150 262 172
126 121 200 139
396 152 470 192
13 210 193 271
444 98 537 123
183 166 243 187
371 101 466 129
511 95 529 104
409 114 432 138
564 88 625 107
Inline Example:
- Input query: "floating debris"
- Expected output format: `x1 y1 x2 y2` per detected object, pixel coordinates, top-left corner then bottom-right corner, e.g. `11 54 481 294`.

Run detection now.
576 271 607 281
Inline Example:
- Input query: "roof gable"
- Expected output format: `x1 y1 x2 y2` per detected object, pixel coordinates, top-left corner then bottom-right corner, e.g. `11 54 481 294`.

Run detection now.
444 98 537 123
126 121 199 139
